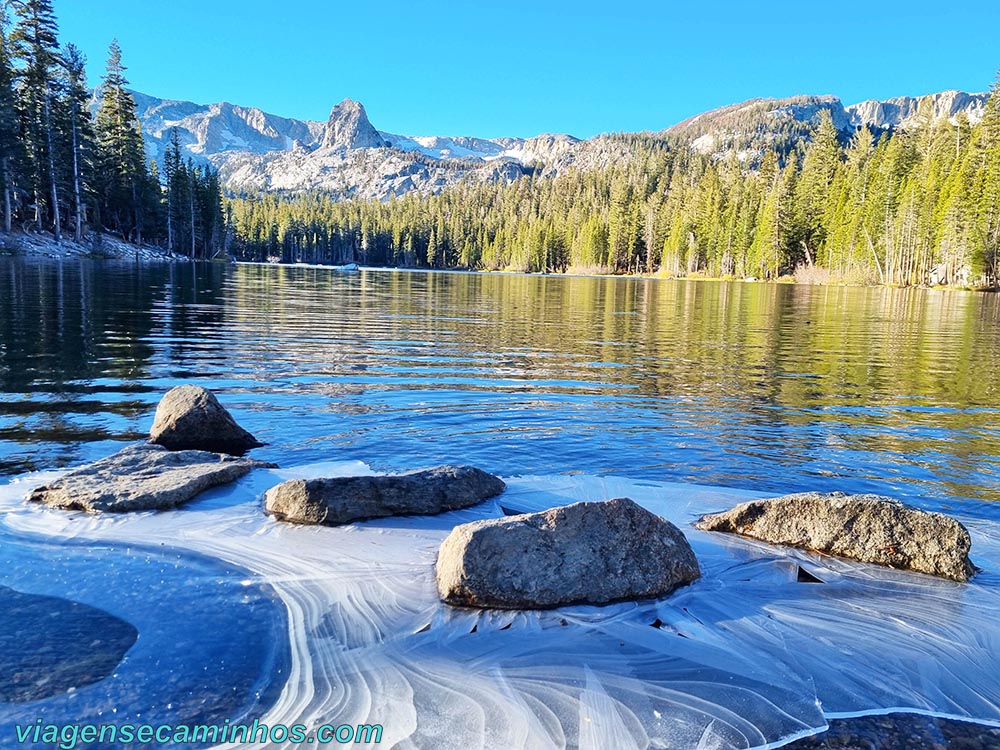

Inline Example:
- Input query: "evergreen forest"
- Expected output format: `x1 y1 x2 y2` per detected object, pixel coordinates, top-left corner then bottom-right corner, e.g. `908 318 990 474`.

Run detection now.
0 0 223 256
3 1 998 287
229 83 1000 288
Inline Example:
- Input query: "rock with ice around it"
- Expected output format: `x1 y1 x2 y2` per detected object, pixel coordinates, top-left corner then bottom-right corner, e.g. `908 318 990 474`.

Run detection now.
26 443 274 513
436 497 701 609
265 465 505 526
696 491 975 581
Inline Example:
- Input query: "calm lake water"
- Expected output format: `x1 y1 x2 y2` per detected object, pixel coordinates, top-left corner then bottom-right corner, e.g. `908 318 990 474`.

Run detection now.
4 258 1000 749
3 258 1000 512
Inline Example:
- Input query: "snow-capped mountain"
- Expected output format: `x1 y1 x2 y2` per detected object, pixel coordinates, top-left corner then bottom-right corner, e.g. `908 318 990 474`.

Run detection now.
130 91 562 164
128 90 583 199
127 88 990 199
130 90 326 164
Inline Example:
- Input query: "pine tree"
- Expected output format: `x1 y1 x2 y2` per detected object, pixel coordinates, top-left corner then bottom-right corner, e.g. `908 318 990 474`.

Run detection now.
61 43 92 242
826 126 874 277
793 110 842 267
186 160 198 257
974 71 1000 285
164 127 181 251
223 98 1000 288
199 166 223 257
748 151 796 277
10 0 63 239
608 175 634 272
94 39 149 242
0 11 23 234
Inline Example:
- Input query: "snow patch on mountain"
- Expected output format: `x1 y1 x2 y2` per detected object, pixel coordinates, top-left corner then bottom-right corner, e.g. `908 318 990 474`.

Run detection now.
130 90 325 164
382 133 512 162
217 145 528 200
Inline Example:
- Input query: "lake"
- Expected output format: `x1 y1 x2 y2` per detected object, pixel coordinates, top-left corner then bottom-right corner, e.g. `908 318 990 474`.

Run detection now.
3 259 1000 505
2 259 1000 750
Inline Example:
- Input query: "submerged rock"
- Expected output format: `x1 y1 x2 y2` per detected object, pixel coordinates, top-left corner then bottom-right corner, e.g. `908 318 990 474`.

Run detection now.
149 384 263 456
265 465 506 525
695 492 975 582
0 586 138 702
26 443 274 513
436 497 701 609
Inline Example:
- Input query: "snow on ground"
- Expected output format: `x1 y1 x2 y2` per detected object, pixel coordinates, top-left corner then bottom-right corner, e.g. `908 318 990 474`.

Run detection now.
382 132 515 162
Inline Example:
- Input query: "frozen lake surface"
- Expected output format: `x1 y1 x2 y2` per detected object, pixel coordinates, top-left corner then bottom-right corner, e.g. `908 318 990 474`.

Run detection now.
1 463 998 749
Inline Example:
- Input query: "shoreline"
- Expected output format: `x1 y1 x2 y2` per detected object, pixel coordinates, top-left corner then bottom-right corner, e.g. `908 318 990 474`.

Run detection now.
0 230 185 262
234 259 995 293
1 239 990 293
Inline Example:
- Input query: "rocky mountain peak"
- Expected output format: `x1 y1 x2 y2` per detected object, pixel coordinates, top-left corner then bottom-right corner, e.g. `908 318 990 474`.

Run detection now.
124 85 991 203
322 98 386 150
846 90 988 131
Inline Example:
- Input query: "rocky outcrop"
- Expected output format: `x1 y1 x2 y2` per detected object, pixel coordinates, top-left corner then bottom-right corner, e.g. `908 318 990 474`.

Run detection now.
666 91 987 165
666 95 850 162
847 91 988 131
264 465 505 526
322 98 386 150
26 443 273 513
216 145 527 201
436 497 701 609
695 492 975 582
130 90 327 163
1 229 182 261
128 90 580 200
149 385 263 455
128 86 987 202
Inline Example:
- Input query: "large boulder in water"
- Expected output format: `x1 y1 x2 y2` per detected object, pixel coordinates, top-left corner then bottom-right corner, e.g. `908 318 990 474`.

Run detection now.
264 465 506 526
149 385 263 456
26 443 275 513
695 492 975 581
435 497 701 609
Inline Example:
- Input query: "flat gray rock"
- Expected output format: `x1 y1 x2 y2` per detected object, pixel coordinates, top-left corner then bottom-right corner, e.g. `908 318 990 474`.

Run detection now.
695 492 975 581
436 497 701 609
149 384 263 456
26 443 274 513
264 465 506 526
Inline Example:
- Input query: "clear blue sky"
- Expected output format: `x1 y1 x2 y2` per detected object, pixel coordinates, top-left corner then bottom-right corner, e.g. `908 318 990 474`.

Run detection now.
53 0 1000 139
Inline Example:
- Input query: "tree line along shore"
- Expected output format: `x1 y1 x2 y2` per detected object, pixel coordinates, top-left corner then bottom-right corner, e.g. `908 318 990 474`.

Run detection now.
0 1 223 259
2 2 998 289
228 87 1000 290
